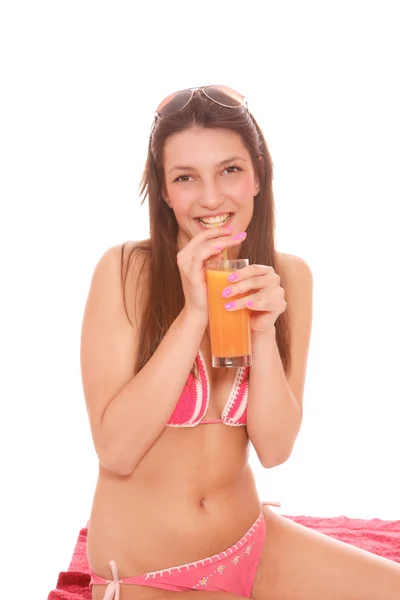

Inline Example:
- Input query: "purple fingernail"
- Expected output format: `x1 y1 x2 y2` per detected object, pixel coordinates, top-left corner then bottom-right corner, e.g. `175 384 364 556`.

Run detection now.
214 246 222 252
247 300 254 307
221 287 232 298
227 272 238 282
233 232 247 241
224 301 236 310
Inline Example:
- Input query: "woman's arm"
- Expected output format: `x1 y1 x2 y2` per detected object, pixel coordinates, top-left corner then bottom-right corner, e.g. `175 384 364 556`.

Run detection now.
246 255 313 467
80 245 206 476
247 327 302 467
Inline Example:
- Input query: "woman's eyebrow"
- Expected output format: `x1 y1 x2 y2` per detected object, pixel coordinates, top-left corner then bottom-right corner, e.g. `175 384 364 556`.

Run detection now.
167 156 248 174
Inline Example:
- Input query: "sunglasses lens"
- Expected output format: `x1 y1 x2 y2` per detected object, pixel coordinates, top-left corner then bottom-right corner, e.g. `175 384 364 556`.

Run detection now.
157 90 193 118
203 85 245 107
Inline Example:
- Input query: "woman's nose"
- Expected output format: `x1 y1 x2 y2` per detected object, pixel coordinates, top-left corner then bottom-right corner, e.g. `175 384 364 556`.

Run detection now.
198 185 224 210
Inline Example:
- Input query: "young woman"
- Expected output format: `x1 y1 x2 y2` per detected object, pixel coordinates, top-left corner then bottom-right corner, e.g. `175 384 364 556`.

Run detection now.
82 86 400 600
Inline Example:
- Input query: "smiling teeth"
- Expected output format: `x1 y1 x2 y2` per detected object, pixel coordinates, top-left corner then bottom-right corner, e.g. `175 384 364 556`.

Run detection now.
198 214 232 228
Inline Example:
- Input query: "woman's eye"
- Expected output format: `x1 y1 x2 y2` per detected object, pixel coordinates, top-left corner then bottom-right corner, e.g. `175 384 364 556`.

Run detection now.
173 165 242 183
225 165 242 174
174 174 192 183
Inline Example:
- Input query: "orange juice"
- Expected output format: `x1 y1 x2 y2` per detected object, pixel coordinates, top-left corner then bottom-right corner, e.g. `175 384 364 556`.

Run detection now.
205 260 252 367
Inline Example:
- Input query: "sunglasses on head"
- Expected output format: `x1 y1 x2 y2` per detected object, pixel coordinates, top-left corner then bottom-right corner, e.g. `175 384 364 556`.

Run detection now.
154 85 248 120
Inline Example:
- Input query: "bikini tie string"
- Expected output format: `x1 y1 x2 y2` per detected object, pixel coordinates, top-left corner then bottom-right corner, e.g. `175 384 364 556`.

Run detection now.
102 560 121 600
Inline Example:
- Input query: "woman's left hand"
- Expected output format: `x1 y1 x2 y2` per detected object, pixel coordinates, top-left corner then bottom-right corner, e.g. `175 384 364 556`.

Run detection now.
222 264 287 335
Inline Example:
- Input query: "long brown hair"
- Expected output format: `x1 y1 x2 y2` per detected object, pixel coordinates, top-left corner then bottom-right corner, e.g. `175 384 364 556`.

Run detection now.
121 91 291 378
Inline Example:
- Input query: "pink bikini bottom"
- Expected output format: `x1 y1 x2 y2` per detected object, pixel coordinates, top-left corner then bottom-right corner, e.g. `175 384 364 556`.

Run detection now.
90 502 279 600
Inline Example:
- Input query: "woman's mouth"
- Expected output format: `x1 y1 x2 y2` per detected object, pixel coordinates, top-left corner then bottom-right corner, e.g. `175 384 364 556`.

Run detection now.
195 213 233 229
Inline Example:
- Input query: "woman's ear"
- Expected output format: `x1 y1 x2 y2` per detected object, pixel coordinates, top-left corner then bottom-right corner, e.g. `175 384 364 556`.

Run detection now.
161 185 172 207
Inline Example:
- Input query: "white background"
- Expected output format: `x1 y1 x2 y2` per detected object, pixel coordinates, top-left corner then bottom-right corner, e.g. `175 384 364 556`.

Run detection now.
1 2 399 598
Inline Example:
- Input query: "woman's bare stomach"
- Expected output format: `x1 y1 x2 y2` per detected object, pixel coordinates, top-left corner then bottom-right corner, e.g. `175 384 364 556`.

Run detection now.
87 425 262 580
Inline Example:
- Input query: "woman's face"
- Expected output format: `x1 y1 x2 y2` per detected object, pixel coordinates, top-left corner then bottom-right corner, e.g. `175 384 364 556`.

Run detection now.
162 126 260 250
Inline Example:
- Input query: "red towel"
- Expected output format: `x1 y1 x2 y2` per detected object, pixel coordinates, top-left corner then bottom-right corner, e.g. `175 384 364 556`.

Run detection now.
47 515 400 599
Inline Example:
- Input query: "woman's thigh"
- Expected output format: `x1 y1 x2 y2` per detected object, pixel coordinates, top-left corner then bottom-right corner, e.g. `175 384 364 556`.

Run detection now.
251 506 400 600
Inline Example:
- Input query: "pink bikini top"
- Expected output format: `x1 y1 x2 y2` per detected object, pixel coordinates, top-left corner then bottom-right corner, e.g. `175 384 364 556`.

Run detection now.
167 350 249 427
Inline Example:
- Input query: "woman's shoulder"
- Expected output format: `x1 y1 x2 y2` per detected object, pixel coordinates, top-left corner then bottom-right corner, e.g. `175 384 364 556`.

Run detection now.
276 251 311 277
275 250 292 281
275 251 313 302
104 239 151 325
108 239 151 273
99 240 150 277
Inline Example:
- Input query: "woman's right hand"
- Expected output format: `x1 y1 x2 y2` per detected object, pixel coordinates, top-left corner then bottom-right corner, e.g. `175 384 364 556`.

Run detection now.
176 227 246 322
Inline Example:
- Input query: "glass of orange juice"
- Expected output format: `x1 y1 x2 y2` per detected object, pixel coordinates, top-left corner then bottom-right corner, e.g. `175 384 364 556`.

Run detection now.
205 259 252 368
